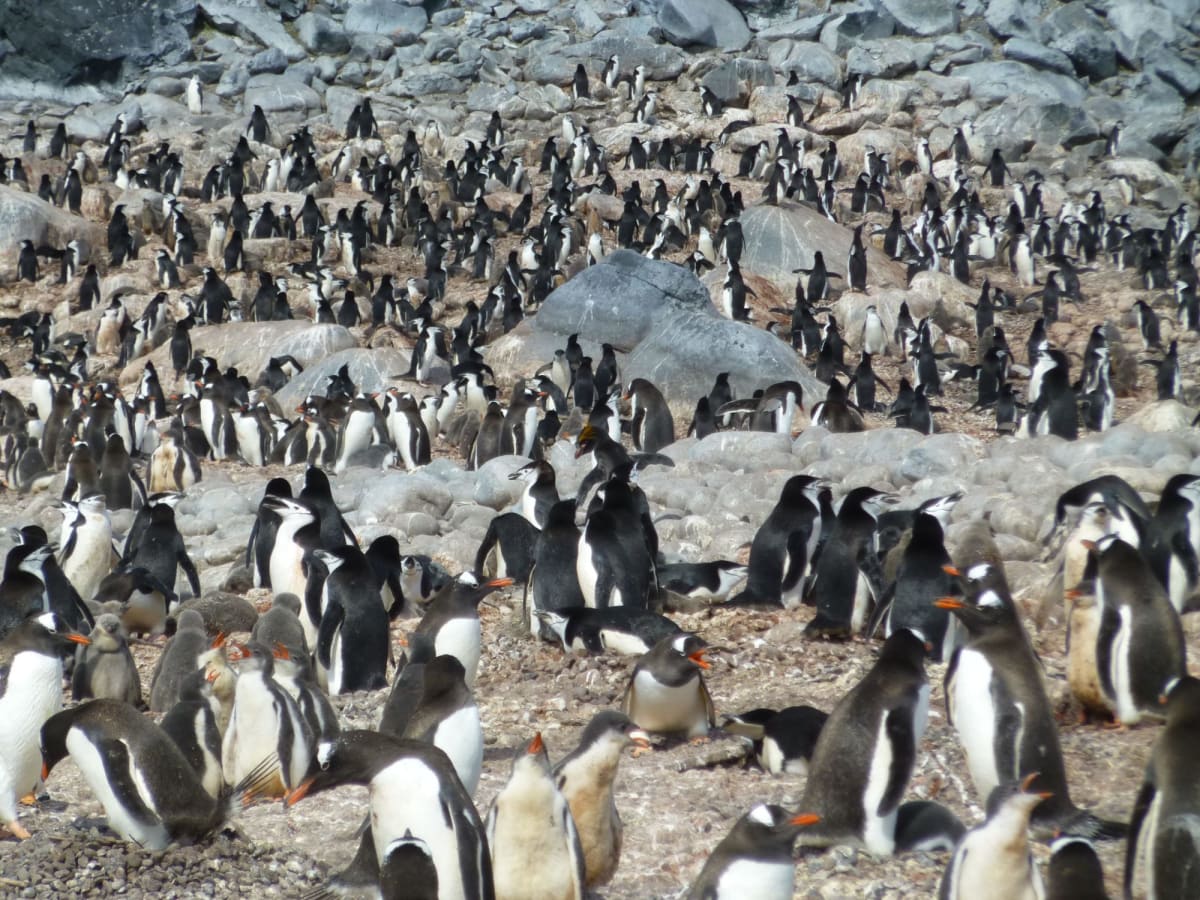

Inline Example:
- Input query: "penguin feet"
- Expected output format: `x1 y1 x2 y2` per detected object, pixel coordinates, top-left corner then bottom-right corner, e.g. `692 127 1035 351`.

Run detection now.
18 793 37 806
2 821 31 840
71 816 115 837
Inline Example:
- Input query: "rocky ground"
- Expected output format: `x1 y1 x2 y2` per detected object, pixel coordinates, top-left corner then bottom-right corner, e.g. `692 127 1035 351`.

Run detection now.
0 0 1198 897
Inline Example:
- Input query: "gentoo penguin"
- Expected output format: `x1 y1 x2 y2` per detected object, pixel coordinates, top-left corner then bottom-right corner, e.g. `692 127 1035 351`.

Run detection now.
938 774 1048 900
286 731 494 899
535 606 683 656
937 564 1125 839
379 633 436 738
148 608 209 712
528 499 584 633
160 668 225 798
98 433 145 511
400 654 483 796
71 613 141 706
486 733 585 900
1047 836 1108 900
251 593 308 662
0 543 54 638
721 705 828 776
1145 473 1200 614
221 640 313 798
1085 535 1185 725
313 545 389 695
552 711 648 887
727 475 821 608
1126 675 1200 900
685 805 820 900
622 633 715 739
0 614 86 839
57 494 115 603
805 486 891 637
799 629 928 856
380 832 440 900
625 378 674 454
41 698 274 849
413 574 513 689
510 458 559 528
271 643 339 747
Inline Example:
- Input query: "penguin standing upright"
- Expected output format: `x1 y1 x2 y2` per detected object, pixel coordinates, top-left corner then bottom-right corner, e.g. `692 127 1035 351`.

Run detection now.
937 563 1126 838
0 614 86 839
123 500 200 603
299 466 357 549
1047 836 1108 900
379 633 436 738
805 486 890 637
486 733 585 900
71 613 141 706
685 805 820 900
622 634 715 738
98 433 145 511
938 774 1049 900
160 668 225 798
528 499 584 634
245 477 292 589
510 459 559 528
313 545 389 695
800 629 928 855
288 732 495 899
727 475 821 608
625 379 674 454
221 641 313 798
261 496 322 644
1126 675 1200 900
57 494 115 603
413 574 512 689
400 655 483 796
148 608 209 712
552 711 649 888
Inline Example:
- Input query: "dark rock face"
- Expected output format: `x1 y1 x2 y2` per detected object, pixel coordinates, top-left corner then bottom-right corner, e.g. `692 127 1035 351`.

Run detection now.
0 0 195 84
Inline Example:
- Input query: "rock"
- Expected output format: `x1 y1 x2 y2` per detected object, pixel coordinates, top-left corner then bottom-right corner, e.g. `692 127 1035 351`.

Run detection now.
768 41 843 87
896 433 985 482
295 12 350 55
1001 37 1075 76
951 61 1087 107
473 456 528 509
880 0 958 36
344 0 428 37
570 31 687 80
248 47 288 75
846 39 920 79
180 592 258 633
242 74 323 113
0 184 103 259
737 201 907 293
688 432 793 470
1043 4 1117 81
820 7 896 54
700 58 775 102
531 250 821 412
1107 0 1177 66
1149 49 1200 99
655 0 751 51
973 97 1101 155
275 348 411 409
983 0 1044 41
355 472 453 525
0 0 194 84
1125 399 1197 432
198 0 307 62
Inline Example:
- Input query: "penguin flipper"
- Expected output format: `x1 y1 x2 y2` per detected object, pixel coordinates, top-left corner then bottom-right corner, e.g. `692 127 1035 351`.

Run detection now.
879 707 916 816
1125 779 1156 896
316 601 345 670
865 582 895 639
98 738 161 830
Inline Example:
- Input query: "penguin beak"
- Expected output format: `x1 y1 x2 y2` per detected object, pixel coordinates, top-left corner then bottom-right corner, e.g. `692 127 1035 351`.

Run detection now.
65 633 90 645
1020 772 1053 800
941 565 961 577
687 648 712 669
41 760 52 781
273 642 290 661
1080 539 1097 552
205 668 219 683
284 777 316 807
527 733 544 754
573 445 587 459
628 729 651 749
789 812 821 827
485 577 514 589
933 598 964 610
211 632 227 649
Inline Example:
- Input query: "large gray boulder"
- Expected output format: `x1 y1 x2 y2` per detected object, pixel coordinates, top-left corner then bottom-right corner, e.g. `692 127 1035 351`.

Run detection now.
656 0 751 51
275 348 411 409
950 61 1087 107
0 0 194 84
880 0 958 36
529 250 821 413
1043 4 1117 81
0 185 104 259
198 0 307 62
344 0 428 36
241 74 323 114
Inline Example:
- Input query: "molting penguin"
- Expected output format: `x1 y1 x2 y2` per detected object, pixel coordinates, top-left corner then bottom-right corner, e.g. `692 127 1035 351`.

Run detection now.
685 805 820 900
148 608 209 712
379 632 436 738
57 494 115 604
622 633 715 739
160 668 225 798
486 733 585 900
625 378 674 454
71 613 141 706
285 731 494 900
799 629 929 856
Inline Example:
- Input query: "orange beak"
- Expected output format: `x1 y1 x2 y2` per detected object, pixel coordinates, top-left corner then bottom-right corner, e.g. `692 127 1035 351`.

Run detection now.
1080 539 1097 552
1020 772 1053 800
790 812 820 827
688 648 712 670
528 733 544 755
205 667 219 683
942 565 961 577
273 642 290 661
212 632 227 649
486 577 515 589
65 633 90 645
41 761 50 781
284 777 316 807
933 597 964 610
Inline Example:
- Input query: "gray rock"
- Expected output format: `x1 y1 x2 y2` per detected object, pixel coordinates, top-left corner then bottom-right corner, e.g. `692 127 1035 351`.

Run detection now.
571 31 687 80
951 61 1087 107
983 0 1044 41
386 70 464 97
248 47 289 75
700 58 775 102
355 472 454 525
768 41 844 87
820 7 896 54
1043 4 1117 81
216 62 251 98
296 12 350 54
180 592 258 634
0 184 103 258
880 0 958 36
275 348 411 409
688 432 793 471
846 38 920 78
973 98 1101 155
1107 0 1177 66
757 12 832 41
1001 37 1075 76
199 0 308 62
473 456 528 509
0 0 194 84
656 0 751 51
896 433 985 482
242 74 323 113
344 0 428 36
1149 49 1200 99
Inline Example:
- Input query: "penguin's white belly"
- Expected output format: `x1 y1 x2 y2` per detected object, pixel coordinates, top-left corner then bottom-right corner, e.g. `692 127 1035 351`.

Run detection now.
946 831 1043 900
628 671 707 737
371 759 468 900
598 630 650 657
861 715 898 856
328 628 343 695
62 528 113 601
435 618 481 688
714 859 794 900
433 705 482 796
951 649 1000 801
67 730 170 850
234 418 263 466
223 681 286 788
1110 606 1139 724
520 490 539 527
850 570 875 632
0 655 63 819
576 538 599 608
490 775 579 900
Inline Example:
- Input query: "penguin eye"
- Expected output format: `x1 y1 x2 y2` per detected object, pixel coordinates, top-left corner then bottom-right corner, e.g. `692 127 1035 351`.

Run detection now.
320 758 331 771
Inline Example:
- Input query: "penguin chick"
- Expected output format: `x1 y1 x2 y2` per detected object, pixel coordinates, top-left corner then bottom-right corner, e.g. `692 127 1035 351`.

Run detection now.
71 613 141 706
486 733 586 900
685 804 820 900
938 773 1049 900
622 633 715 739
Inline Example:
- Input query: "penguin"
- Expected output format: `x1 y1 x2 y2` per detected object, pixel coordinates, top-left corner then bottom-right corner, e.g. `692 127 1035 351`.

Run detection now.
799 629 928 855
40 698 276 849
123 500 200 602
721 705 828 776
1145 473 1200 614
1126 675 1200 900
486 732 585 900
398 555 450 611
160 668 225 798
98 433 145 511
685 805 820 900
270 642 339 748
552 711 649 888
1047 836 1108 900
186 75 203 114
938 774 1049 900
622 633 714 739
1085 535 1186 725
625 378 675 454
805 487 890 638
535 606 684 656
510 459 558 528
0 543 54 638
657 560 747 603
261 496 322 643
528 499 584 634
937 563 1126 838
245 477 292 590
57 494 115 604
379 633 436 738
380 832 440 900
285 731 494 900
147 432 202 493
0 614 86 839
334 394 381 475
727 475 822 608
576 478 655 612
313 545 389 695
251 593 309 663
414 575 512 689
148 607 209 713
299 466 357 550
220 640 314 798
470 400 507 470
9 527 92 633
71 613 140 706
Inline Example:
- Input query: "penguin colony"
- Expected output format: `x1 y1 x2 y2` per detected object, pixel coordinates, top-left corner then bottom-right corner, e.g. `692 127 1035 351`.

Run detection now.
0 40 1197 900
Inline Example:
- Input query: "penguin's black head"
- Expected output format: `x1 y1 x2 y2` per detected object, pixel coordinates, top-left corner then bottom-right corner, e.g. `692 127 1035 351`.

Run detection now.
1161 675 1200 724
287 730 414 805
879 627 929 665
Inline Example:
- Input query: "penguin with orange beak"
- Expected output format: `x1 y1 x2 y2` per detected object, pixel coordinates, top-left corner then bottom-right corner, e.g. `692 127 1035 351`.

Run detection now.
413 573 514 689
685 804 821 900
622 634 715 739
